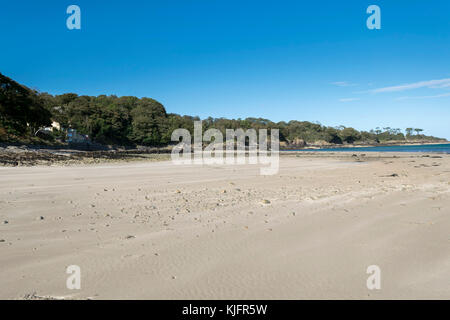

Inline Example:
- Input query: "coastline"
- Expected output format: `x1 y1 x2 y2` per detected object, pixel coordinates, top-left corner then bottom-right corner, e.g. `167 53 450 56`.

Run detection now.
1 141 449 167
280 140 450 151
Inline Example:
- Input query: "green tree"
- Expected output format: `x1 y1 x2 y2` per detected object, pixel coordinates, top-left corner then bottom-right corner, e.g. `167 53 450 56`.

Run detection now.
0 73 51 137
130 98 167 145
414 128 424 135
339 127 361 144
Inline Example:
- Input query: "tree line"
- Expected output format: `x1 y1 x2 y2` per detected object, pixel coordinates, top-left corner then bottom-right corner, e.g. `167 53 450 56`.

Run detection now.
0 73 443 146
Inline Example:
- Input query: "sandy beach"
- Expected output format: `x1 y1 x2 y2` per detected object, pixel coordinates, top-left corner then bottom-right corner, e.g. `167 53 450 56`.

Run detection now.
0 152 449 299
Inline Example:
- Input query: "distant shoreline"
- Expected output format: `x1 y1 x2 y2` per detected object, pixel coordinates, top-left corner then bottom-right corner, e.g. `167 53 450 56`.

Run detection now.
282 142 450 154
280 140 449 151
1 140 449 167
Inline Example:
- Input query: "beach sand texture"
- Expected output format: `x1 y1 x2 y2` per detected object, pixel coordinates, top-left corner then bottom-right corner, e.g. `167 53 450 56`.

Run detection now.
0 153 449 299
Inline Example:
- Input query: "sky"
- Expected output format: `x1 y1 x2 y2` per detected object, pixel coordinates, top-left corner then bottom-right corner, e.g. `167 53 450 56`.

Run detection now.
1 0 449 139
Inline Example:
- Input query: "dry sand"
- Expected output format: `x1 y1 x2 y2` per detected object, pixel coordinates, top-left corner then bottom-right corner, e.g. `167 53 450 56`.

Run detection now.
0 152 449 299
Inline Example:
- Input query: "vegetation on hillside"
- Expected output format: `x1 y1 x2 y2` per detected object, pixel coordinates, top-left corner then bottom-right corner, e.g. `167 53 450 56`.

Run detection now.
0 73 52 142
0 73 446 147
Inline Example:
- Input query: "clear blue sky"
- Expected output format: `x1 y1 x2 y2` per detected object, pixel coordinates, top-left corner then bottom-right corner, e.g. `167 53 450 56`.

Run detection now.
1 1 449 139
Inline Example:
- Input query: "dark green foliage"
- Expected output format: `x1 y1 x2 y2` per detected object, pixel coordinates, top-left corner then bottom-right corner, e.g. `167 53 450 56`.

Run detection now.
339 127 362 143
130 98 166 145
0 73 52 139
0 73 445 146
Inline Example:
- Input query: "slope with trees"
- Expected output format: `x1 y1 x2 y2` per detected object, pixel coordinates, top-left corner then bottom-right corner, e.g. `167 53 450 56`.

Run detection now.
0 73 446 147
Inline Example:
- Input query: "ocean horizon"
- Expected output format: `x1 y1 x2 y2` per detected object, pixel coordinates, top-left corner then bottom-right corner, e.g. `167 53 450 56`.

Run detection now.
291 143 450 153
